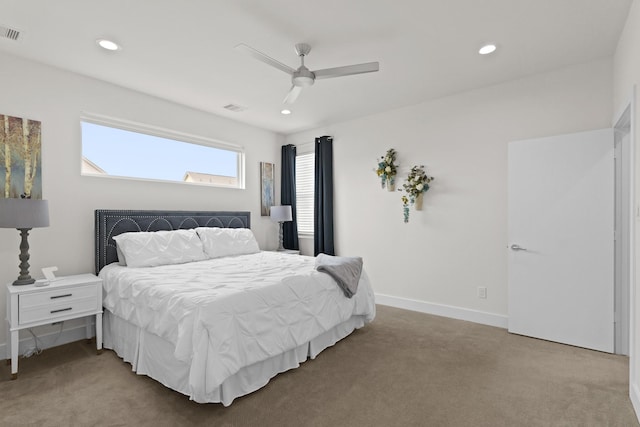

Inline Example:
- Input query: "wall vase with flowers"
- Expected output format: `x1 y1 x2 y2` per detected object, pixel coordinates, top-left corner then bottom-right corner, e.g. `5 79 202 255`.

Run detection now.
400 165 434 223
376 148 398 191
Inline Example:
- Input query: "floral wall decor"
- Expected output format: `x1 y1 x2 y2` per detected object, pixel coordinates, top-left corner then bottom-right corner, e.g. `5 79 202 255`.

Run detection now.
400 165 434 223
376 148 398 191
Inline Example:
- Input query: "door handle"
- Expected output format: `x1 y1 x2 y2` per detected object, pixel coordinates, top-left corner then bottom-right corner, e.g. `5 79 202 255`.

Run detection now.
510 244 527 251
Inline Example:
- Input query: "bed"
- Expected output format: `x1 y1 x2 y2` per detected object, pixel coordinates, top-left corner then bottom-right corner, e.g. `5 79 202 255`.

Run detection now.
95 209 376 406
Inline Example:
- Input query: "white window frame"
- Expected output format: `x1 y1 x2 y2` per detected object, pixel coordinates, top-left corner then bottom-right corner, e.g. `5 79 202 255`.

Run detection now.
80 112 245 189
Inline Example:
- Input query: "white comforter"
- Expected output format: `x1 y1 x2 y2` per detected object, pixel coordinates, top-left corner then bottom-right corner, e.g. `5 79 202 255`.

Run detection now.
100 251 376 402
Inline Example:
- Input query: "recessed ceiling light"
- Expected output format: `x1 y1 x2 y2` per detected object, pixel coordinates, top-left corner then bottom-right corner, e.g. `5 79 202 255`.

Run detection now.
479 44 497 55
96 39 120 51
281 109 291 115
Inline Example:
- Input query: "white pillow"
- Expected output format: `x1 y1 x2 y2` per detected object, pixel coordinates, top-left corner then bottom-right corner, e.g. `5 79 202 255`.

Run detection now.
115 243 128 266
113 229 207 268
196 227 260 259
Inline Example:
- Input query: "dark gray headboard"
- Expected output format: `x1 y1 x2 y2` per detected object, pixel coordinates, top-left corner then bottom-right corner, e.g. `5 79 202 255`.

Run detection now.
95 209 251 273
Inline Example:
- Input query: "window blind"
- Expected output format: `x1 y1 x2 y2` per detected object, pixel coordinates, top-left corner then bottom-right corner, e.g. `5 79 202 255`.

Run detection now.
295 153 315 236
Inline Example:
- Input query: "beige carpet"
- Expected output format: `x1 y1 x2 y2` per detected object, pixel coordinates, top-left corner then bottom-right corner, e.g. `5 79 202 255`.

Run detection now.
1 305 637 427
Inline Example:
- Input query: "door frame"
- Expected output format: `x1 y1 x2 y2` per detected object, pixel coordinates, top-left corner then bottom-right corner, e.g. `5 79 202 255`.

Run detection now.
615 104 632 355
615 87 638 416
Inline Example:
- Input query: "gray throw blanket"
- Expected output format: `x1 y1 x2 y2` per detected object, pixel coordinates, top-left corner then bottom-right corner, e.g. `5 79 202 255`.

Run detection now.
315 253 363 298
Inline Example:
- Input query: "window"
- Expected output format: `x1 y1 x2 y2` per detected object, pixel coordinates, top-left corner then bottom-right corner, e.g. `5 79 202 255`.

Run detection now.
295 153 314 236
80 114 245 188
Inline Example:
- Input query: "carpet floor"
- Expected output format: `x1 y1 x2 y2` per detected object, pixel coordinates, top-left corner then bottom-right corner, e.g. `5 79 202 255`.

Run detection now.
1 305 637 427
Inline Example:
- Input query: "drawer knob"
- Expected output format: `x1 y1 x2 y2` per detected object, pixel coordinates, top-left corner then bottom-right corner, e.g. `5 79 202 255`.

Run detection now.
50 307 72 314
50 294 72 299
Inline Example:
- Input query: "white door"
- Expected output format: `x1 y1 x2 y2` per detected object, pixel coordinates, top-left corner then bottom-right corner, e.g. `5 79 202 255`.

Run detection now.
508 129 614 353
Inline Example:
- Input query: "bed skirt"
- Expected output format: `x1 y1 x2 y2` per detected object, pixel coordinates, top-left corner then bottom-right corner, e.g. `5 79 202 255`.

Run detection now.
103 310 366 406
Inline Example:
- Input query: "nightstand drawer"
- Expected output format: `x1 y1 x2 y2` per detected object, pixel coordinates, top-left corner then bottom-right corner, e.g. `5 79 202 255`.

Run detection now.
18 285 98 324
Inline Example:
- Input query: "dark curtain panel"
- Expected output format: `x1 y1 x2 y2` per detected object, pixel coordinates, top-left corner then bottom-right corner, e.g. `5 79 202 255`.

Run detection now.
281 144 299 250
314 136 335 256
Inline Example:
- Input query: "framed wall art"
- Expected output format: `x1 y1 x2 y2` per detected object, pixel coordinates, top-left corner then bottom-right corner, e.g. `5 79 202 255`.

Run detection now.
0 114 42 199
260 161 275 216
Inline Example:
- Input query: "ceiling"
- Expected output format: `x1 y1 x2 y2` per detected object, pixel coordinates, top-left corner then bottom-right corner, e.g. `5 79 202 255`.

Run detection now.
0 0 632 135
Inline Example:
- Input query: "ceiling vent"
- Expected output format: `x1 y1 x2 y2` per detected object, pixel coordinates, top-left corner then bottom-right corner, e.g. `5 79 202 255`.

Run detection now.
0 25 21 41
223 104 247 113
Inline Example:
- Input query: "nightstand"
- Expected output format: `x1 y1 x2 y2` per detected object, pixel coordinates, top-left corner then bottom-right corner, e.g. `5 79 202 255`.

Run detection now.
5 274 103 379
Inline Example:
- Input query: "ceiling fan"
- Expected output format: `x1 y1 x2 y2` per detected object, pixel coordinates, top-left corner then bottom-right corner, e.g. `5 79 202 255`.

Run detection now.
236 43 379 104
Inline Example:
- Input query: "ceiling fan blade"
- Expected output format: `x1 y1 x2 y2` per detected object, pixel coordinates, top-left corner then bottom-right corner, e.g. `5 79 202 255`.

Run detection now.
235 43 295 75
283 86 303 104
313 62 379 79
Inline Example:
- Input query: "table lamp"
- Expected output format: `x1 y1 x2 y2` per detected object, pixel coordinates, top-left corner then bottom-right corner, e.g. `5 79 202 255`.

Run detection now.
270 205 292 251
0 198 50 285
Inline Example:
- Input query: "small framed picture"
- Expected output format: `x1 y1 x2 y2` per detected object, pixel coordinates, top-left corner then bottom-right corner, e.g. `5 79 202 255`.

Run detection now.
260 162 275 216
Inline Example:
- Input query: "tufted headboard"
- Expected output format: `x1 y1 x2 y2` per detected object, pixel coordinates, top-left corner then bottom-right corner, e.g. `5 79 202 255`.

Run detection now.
94 209 251 273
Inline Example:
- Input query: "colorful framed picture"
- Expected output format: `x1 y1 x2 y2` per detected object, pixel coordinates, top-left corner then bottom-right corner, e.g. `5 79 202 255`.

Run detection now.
0 114 42 199
260 162 275 216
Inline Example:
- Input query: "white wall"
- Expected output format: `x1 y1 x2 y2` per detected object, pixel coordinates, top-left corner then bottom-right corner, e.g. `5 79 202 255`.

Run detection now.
286 59 612 324
613 0 640 418
0 52 282 347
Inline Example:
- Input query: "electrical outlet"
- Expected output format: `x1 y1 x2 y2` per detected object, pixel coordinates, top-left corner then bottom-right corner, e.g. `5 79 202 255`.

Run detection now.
478 287 487 299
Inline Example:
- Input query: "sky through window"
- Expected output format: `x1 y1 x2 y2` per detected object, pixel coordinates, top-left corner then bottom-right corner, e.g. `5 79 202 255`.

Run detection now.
81 121 239 183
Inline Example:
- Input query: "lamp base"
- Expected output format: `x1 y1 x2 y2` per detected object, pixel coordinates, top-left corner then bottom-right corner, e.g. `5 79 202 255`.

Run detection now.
12 277 35 286
13 228 35 286
277 222 285 251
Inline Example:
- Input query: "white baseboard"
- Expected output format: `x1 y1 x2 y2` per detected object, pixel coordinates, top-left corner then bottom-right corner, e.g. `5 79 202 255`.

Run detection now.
1 322 95 359
631 382 640 423
375 293 508 329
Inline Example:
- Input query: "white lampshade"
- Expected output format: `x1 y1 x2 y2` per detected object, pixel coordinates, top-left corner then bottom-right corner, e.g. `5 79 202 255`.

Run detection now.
270 205 292 222
0 198 50 229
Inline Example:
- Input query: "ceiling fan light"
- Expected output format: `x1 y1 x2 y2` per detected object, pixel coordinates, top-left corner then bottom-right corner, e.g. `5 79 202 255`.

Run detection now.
293 76 314 87
479 44 497 55
281 109 292 115
292 66 315 87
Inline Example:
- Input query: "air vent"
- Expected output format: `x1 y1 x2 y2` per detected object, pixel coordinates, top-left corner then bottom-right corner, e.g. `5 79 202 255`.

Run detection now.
0 25 21 41
223 104 247 113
